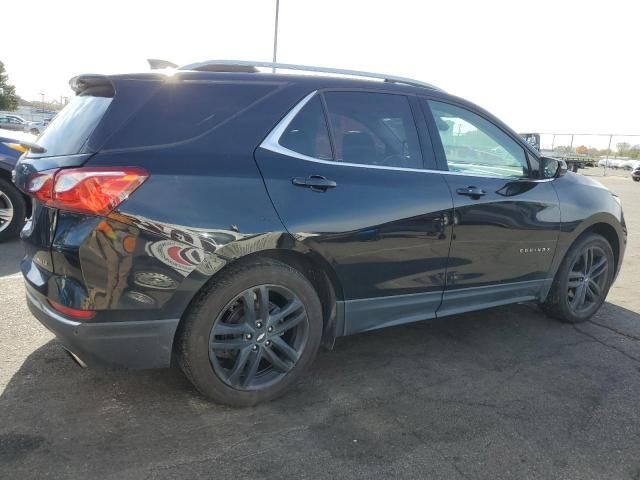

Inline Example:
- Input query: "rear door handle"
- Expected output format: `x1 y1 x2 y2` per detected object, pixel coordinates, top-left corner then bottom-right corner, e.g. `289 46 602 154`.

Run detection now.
292 175 337 192
456 186 487 197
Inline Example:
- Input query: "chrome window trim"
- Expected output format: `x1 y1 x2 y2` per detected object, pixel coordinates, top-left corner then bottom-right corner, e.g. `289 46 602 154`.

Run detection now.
259 92 554 182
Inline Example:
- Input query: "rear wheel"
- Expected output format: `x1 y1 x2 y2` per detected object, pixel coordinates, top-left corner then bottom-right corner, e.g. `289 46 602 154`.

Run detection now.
541 233 614 323
0 178 27 242
177 259 323 406
633 177 640 182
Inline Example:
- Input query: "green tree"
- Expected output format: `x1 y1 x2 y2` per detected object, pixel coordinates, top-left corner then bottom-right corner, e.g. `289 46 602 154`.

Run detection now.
627 145 640 159
0 61 19 111
554 145 573 154
616 142 631 156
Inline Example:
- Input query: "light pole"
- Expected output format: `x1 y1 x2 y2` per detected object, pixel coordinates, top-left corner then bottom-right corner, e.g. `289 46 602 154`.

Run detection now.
272 0 280 72
604 134 612 176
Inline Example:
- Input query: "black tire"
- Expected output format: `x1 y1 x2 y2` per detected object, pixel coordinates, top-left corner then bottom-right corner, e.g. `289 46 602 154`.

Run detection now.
30 128 40 135
541 233 615 323
633 177 640 182
177 258 323 406
0 177 27 242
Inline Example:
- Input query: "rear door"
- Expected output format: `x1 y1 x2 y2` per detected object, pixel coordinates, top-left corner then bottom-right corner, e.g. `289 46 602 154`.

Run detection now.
255 90 453 334
421 99 561 316
14 85 114 279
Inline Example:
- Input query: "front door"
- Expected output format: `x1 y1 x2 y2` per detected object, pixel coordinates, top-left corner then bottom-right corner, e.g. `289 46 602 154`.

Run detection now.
255 90 453 334
422 99 561 317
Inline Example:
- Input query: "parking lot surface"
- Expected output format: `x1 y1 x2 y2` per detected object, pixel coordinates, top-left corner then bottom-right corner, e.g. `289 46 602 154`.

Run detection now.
1 174 639 479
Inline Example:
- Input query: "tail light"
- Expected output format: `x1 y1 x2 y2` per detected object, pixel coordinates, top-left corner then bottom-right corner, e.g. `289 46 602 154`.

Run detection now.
26 167 148 216
48 299 96 319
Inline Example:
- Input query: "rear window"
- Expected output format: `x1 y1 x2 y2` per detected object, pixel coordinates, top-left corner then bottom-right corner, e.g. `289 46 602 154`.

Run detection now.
35 88 112 157
105 82 277 150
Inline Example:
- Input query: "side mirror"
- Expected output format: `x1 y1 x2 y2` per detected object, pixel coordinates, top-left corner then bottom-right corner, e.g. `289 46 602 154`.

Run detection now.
539 156 568 179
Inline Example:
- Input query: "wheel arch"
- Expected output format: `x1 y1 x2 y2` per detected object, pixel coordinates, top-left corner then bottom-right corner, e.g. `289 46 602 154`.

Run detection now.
583 222 621 273
567 212 625 277
542 217 624 303
173 241 344 357
0 167 32 216
244 248 342 348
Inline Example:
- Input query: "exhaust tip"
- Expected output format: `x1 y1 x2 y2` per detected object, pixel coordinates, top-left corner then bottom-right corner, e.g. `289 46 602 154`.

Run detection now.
63 348 88 368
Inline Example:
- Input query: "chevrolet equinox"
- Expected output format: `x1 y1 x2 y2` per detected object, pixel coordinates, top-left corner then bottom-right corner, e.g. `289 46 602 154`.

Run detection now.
14 61 626 406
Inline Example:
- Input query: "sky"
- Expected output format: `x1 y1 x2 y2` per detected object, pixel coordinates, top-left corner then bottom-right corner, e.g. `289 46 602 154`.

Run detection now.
3 0 639 136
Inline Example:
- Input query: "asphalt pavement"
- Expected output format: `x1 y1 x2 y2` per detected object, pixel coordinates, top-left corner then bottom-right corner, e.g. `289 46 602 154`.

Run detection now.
1 174 639 479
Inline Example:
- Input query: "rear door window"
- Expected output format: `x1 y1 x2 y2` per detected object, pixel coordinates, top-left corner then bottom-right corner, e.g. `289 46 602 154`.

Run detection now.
323 92 423 169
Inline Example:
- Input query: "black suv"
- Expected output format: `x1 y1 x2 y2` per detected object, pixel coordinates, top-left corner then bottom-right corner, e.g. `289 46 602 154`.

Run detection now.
14 61 626 406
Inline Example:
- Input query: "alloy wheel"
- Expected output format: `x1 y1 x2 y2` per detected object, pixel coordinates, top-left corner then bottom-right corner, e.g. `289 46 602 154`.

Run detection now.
208 284 309 390
566 246 608 314
0 190 14 234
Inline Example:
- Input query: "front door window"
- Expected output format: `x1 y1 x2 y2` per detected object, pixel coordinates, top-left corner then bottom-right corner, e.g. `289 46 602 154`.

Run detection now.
427 100 529 179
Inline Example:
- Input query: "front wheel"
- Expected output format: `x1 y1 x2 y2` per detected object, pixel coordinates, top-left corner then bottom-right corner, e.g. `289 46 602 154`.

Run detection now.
541 233 614 323
0 178 27 242
177 259 323 406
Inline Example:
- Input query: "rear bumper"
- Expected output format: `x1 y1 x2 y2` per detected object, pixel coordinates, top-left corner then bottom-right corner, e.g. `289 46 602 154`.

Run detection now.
26 283 179 369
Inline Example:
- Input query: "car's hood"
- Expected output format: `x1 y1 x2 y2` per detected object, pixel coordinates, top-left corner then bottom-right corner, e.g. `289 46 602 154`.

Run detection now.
562 170 611 191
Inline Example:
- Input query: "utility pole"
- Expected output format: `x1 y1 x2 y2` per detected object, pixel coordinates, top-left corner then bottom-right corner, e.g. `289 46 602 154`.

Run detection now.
604 134 612 176
569 134 574 154
272 0 280 73
39 92 45 120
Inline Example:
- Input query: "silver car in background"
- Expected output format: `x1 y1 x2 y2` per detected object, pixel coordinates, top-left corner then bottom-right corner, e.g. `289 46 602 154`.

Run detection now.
0 115 27 132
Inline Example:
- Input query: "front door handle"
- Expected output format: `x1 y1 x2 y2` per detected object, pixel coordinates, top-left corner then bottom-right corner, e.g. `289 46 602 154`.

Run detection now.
292 175 337 192
456 186 487 198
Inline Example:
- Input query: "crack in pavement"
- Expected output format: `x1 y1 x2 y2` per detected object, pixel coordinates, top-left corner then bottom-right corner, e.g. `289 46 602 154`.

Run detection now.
588 319 640 342
573 325 640 365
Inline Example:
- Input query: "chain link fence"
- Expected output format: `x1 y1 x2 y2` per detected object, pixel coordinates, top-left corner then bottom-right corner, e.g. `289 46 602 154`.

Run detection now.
536 133 640 177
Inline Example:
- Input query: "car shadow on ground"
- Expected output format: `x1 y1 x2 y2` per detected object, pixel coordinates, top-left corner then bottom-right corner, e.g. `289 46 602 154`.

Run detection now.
2 302 640 479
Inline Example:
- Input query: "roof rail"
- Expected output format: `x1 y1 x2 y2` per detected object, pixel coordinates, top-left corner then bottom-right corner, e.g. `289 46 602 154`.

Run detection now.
179 60 443 91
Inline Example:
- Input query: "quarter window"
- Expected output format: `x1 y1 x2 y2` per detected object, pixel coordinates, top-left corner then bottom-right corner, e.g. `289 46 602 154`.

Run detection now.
279 95 332 160
323 92 423 169
427 101 528 178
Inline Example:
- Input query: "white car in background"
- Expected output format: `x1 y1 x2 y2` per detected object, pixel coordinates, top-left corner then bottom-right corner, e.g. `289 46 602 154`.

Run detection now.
621 159 640 170
24 118 52 135
598 158 624 169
